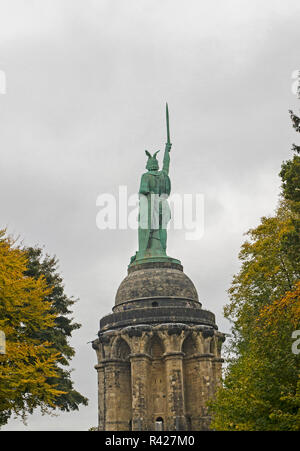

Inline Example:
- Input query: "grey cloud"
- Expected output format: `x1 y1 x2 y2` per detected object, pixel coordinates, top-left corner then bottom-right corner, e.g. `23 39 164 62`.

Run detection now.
1 0 299 430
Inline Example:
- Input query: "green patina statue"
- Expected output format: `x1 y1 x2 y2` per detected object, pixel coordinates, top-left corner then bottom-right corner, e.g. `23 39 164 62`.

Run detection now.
130 104 180 267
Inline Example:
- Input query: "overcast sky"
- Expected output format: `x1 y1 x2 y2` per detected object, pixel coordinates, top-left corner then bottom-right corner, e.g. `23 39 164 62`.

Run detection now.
1 0 299 430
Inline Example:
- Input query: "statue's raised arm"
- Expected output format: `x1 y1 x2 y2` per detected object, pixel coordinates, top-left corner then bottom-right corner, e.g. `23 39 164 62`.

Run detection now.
162 142 172 174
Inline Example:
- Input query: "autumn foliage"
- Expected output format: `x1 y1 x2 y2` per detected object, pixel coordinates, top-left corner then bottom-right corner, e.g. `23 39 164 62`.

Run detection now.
0 231 65 425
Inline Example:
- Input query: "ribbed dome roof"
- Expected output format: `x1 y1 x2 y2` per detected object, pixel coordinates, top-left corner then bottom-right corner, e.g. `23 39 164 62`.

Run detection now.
115 261 199 306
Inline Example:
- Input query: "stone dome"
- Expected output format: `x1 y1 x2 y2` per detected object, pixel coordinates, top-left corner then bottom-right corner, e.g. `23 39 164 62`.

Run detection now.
115 261 199 306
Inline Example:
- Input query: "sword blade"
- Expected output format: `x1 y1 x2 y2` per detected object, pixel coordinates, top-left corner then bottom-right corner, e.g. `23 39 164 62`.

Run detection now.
166 102 170 144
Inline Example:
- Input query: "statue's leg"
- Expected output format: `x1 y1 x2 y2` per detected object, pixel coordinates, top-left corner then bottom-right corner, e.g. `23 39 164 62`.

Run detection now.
138 194 151 257
159 200 167 253
138 228 149 253
159 228 167 252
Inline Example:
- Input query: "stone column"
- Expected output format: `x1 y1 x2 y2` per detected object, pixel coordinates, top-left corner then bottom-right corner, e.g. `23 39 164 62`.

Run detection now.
96 359 131 431
164 352 186 431
191 354 214 431
130 353 150 431
95 363 105 431
96 360 119 431
212 357 224 390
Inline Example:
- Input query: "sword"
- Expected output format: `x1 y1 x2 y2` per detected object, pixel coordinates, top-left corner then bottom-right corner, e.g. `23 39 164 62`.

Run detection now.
166 102 171 145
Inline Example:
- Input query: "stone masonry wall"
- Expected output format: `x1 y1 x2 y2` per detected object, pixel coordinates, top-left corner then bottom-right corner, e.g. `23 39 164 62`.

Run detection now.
93 323 225 431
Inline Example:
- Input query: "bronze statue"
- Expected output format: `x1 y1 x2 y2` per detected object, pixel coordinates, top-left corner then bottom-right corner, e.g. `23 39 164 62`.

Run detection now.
130 104 179 265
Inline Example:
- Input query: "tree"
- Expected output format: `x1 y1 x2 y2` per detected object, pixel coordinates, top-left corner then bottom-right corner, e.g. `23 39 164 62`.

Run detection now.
279 110 300 270
0 231 64 426
210 278 300 431
209 107 300 430
23 247 88 412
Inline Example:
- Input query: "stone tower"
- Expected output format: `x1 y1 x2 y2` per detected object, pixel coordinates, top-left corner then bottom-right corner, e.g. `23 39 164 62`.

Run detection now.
92 105 225 431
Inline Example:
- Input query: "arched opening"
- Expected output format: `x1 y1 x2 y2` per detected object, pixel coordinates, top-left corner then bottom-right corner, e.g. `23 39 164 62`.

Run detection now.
186 415 192 431
152 301 158 307
115 338 132 430
182 335 197 356
149 335 164 358
148 336 166 424
182 335 198 430
155 417 164 431
116 338 131 360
